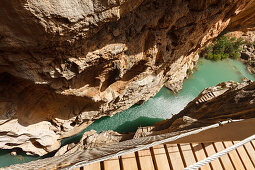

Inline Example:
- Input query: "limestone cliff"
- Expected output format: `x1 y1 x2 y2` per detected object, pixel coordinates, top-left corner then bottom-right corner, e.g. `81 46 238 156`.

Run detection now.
0 0 254 155
227 0 255 31
156 80 255 132
13 80 254 169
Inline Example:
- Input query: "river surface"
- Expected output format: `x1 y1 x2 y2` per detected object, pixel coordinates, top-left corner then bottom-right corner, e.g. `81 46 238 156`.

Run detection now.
0 58 254 167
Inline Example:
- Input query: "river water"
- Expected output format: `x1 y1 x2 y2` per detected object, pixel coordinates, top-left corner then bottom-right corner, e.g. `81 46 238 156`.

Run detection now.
0 58 254 167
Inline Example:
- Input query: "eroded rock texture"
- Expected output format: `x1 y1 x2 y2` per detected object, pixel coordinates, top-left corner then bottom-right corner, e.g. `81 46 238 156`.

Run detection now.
227 0 255 31
0 0 254 155
156 81 255 132
227 30 255 74
47 81 255 158
54 130 132 156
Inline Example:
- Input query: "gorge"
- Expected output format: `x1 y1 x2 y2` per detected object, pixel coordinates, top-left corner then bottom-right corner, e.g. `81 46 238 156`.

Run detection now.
1 58 254 167
0 0 255 168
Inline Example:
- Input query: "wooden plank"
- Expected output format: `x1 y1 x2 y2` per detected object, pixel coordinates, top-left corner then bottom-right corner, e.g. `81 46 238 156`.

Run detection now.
179 143 196 167
244 142 255 166
223 141 245 170
165 143 185 170
137 148 155 170
213 142 234 170
202 143 222 170
233 141 255 169
83 162 101 170
121 152 138 170
251 140 255 149
152 144 170 170
191 143 211 170
103 157 120 170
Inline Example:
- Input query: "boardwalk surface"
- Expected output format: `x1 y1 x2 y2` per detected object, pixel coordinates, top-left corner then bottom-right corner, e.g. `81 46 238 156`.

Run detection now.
81 140 255 170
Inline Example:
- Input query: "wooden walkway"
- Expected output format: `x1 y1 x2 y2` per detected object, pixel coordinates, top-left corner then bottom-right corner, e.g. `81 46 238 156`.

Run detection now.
77 140 255 170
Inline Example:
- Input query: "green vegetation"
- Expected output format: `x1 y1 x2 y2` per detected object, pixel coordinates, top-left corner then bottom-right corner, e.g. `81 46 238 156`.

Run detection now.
203 35 245 61
216 86 222 90
198 60 203 65
186 68 192 76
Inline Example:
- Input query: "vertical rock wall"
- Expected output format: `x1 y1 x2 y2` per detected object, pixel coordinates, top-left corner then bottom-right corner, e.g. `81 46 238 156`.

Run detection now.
0 0 254 155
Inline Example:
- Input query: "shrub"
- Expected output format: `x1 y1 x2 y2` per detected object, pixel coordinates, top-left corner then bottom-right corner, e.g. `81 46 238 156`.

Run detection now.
198 60 203 65
207 53 214 60
221 53 229 59
232 52 239 59
204 35 245 61
186 68 192 75
213 54 222 61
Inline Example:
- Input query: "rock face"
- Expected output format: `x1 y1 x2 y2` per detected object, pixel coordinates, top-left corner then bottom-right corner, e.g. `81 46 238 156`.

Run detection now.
240 32 255 74
49 80 255 158
157 80 255 132
164 52 199 93
0 0 254 155
226 30 255 74
227 0 255 31
55 130 132 156
242 44 255 74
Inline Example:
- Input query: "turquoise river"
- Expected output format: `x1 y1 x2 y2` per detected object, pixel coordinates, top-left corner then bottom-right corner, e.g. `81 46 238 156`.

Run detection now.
0 58 254 167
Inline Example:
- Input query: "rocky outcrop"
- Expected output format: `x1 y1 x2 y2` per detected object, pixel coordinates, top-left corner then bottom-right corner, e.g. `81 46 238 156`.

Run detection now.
0 0 254 155
121 80 255 139
226 30 255 74
164 52 199 93
50 80 255 158
242 43 255 74
156 80 255 132
227 0 255 31
7 81 254 169
55 130 132 156
240 31 255 74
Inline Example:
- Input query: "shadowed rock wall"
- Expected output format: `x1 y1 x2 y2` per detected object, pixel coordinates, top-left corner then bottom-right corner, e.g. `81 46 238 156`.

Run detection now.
0 0 254 155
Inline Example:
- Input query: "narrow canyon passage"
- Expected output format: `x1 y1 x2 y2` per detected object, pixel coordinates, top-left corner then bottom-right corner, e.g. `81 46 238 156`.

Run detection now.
0 58 254 168
0 0 255 168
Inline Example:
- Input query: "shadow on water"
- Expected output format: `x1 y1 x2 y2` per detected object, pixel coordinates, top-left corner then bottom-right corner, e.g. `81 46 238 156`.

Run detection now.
61 116 112 146
0 149 56 168
114 116 163 132
61 116 163 146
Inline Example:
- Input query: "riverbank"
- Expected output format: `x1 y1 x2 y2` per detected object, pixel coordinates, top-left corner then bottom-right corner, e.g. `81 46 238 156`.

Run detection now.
240 43 255 74
200 31 255 75
227 31 255 74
